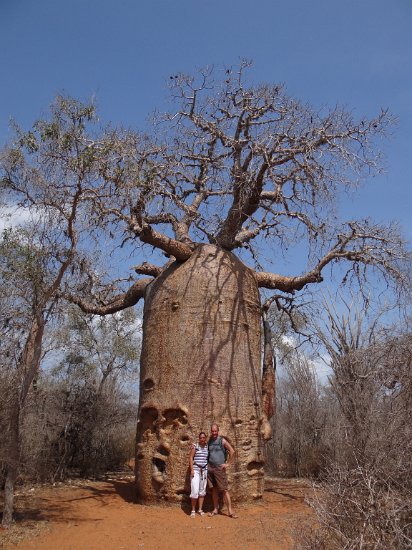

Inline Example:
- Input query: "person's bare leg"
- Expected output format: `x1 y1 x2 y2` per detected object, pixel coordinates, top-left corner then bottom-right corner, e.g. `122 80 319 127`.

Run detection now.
210 486 219 514
223 490 237 517
198 495 205 513
191 497 197 513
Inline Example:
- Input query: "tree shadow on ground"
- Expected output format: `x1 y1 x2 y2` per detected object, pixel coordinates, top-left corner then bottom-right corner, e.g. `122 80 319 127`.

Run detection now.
263 478 309 502
264 487 305 501
109 479 137 503
0 482 127 525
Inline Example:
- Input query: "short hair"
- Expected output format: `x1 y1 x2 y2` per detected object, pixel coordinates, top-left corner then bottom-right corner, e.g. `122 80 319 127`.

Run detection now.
199 431 206 438
211 423 219 431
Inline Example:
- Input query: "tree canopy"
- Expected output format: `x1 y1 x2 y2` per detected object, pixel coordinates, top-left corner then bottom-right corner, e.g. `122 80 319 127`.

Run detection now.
1 62 409 314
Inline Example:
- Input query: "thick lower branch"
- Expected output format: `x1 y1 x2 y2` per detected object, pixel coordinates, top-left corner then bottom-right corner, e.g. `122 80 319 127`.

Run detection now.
139 225 193 261
133 262 164 277
69 278 152 315
256 270 323 292
254 235 377 292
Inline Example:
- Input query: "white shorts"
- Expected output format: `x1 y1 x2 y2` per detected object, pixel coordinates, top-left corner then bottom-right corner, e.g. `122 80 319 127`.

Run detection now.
190 467 208 499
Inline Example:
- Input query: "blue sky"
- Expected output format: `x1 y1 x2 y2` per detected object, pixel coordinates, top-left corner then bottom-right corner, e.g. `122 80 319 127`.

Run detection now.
1 0 411 239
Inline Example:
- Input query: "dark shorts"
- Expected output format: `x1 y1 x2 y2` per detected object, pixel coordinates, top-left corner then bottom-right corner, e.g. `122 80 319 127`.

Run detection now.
207 463 228 492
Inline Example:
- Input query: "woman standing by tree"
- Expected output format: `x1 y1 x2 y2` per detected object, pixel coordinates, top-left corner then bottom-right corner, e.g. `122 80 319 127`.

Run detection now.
188 432 208 517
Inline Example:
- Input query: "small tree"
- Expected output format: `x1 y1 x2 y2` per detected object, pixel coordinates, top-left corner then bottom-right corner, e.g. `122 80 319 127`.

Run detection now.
0 99 99 525
0 228 68 525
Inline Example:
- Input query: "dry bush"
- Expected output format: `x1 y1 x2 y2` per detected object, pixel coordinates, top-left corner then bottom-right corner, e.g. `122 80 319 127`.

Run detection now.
18 376 137 482
297 312 412 549
297 461 412 549
266 352 329 478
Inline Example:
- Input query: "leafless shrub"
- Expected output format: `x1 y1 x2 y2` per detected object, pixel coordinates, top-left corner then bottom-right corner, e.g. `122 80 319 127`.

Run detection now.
296 302 412 548
18 377 137 482
298 461 412 549
267 350 329 478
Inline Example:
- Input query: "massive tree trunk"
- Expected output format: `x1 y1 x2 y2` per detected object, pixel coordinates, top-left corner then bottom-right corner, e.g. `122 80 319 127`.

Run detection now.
135 244 267 503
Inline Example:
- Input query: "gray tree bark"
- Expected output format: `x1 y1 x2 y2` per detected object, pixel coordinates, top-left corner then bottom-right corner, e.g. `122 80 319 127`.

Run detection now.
135 245 267 502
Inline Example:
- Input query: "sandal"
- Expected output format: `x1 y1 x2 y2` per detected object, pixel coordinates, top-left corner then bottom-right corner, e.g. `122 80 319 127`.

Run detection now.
190 511 196 518
198 510 205 516
228 512 238 519
208 510 219 517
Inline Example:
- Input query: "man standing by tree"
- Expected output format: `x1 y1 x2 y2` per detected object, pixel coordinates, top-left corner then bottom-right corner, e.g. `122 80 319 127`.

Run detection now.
208 424 238 518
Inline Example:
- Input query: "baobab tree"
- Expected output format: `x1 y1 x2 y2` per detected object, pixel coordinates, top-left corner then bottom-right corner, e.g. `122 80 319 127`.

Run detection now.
3 63 409 504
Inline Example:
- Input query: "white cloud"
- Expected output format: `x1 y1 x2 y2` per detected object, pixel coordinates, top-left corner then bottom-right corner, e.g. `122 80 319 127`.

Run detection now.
0 204 33 232
312 353 332 384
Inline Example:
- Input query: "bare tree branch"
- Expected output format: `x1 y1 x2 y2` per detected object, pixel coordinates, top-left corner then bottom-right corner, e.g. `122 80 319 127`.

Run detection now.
255 222 409 293
68 277 152 315
137 224 194 261
133 261 164 277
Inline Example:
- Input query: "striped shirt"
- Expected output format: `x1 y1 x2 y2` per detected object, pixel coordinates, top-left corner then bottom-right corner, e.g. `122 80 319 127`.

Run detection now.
193 443 208 469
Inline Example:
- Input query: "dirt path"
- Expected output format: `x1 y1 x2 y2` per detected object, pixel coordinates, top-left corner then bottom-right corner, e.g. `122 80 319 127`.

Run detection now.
1 477 313 549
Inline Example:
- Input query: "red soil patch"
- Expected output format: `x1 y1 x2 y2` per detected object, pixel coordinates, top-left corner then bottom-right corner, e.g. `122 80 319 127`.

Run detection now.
1 476 314 549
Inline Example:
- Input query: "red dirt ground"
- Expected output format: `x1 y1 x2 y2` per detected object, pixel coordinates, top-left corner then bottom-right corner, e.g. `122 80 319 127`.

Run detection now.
1 476 314 550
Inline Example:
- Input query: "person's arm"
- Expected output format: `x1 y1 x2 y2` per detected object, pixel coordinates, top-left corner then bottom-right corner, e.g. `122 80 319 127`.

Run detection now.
189 445 195 477
221 438 234 469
